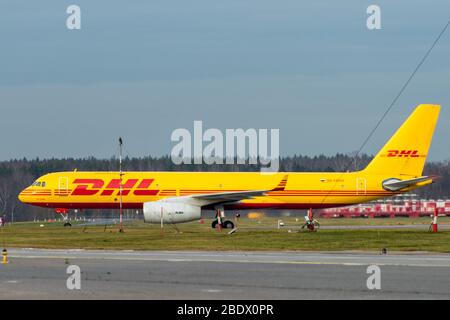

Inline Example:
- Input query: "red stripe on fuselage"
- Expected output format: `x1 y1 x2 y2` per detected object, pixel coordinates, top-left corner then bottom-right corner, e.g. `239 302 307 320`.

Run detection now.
28 202 356 210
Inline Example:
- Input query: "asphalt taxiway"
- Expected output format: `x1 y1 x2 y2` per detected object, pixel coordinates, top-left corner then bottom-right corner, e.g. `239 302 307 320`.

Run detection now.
1 249 450 299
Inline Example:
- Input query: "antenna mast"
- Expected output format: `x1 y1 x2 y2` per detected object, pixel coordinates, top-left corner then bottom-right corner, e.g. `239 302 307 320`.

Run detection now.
119 137 124 233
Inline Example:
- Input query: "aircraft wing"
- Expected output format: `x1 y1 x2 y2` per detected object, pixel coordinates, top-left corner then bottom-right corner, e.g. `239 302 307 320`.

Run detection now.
382 176 433 191
184 175 288 206
192 189 269 202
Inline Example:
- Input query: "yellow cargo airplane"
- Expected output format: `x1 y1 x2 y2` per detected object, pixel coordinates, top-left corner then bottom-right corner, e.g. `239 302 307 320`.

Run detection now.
19 104 440 228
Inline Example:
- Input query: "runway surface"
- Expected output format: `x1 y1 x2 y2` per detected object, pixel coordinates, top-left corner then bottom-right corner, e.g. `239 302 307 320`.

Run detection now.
2 248 450 299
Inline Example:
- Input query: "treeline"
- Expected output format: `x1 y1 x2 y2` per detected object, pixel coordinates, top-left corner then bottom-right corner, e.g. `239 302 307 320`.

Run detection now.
0 155 449 221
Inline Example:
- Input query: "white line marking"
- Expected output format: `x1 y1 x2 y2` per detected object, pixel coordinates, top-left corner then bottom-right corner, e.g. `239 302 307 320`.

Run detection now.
201 289 223 293
8 254 450 268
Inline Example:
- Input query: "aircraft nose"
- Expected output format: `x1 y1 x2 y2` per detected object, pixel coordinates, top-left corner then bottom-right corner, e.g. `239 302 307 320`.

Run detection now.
18 189 28 203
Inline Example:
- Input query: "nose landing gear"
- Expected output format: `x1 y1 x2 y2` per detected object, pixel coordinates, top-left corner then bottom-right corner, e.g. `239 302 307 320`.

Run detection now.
55 208 71 227
301 208 320 232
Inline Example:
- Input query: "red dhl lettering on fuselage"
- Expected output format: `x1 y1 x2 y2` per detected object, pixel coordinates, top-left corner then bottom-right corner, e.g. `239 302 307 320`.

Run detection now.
71 179 159 196
386 150 423 158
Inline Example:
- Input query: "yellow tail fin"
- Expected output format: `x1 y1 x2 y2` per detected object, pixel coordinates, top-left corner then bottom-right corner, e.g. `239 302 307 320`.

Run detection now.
363 104 440 177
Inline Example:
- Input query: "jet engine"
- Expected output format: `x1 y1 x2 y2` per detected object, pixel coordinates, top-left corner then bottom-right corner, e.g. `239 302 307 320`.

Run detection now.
143 200 201 224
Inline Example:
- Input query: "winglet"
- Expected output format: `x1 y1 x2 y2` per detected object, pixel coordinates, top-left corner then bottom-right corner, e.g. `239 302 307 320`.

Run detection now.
272 175 288 191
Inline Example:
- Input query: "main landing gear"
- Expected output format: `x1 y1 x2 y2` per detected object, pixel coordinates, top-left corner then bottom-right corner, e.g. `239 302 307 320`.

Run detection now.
211 207 235 230
211 219 234 229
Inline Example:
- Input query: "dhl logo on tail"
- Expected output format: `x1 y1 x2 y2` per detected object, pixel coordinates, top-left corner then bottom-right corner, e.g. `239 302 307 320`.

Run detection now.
386 150 425 158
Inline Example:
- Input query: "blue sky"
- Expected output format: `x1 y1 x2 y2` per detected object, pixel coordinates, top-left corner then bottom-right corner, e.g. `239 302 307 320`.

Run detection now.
0 1 449 161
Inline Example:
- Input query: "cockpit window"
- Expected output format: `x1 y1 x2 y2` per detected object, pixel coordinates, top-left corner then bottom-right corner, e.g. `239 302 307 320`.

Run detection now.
42 182 46 187
31 181 44 187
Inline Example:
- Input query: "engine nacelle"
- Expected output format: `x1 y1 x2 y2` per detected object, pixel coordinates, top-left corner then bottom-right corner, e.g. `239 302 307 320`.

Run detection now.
143 200 201 224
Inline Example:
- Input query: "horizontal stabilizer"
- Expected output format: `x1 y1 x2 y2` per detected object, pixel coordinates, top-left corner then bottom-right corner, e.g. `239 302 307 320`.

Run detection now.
382 176 432 192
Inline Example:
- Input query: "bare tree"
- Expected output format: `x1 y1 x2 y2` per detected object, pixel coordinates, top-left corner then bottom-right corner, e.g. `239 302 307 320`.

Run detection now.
0 177 11 215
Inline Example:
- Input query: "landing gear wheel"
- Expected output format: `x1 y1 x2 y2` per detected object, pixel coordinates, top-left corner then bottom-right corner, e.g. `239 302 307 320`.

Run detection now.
223 220 234 229
306 220 320 231
63 222 72 227
301 220 320 232
211 219 219 229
